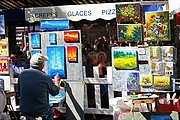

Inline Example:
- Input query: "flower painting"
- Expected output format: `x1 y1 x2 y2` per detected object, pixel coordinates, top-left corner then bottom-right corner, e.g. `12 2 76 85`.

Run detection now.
116 3 141 24
145 11 170 41
154 76 170 90
113 48 137 69
117 24 142 42
127 72 139 90
140 75 152 86
46 46 66 78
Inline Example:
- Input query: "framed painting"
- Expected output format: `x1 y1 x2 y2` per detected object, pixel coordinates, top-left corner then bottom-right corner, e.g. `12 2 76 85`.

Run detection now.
0 15 5 35
64 31 79 43
0 39 9 56
30 33 41 49
116 3 141 24
46 46 66 79
162 46 174 62
127 71 139 90
164 62 173 76
31 50 41 56
140 75 152 86
151 62 165 75
40 19 69 31
113 48 137 70
67 46 78 63
117 24 142 42
151 115 171 120
49 33 57 45
145 11 170 41
149 46 161 62
0 57 9 74
154 76 171 90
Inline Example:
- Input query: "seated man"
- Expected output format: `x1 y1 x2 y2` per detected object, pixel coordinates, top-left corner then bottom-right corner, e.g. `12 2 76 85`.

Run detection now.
9 52 28 78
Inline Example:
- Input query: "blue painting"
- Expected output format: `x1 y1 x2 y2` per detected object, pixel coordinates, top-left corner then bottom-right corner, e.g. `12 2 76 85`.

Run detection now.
127 72 139 90
49 33 57 45
151 115 171 120
40 19 69 31
31 50 41 56
49 92 66 104
46 46 66 78
31 33 41 49
0 15 5 35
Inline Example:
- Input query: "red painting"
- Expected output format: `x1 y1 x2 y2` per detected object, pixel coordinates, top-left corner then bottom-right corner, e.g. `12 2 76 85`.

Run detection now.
67 46 78 62
64 31 79 42
0 57 9 74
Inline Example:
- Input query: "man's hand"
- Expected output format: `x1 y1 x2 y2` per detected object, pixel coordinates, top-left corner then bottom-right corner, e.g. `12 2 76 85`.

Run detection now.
54 74 61 88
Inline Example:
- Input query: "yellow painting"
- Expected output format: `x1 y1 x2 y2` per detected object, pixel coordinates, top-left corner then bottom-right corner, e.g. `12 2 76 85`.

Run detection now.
154 76 170 89
0 39 9 56
145 11 170 41
140 75 152 86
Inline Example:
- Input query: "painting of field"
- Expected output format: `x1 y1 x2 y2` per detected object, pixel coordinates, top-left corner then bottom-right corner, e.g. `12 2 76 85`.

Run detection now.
113 48 137 69
154 76 170 90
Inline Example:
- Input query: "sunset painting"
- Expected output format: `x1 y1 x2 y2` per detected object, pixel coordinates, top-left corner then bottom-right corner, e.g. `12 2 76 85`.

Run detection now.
67 46 78 62
64 31 79 43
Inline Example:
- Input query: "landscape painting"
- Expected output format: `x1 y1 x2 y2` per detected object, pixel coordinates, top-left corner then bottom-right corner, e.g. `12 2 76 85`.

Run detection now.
162 46 174 62
149 46 161 62
116 3 141 24
154 76 171 90
67 46 78 62
64 31 79 43
127 71 139 90
113 48 137 69
117 24 142 42
145 11 170 41
46 46 66 78
151 62 165 75
140 75 152 86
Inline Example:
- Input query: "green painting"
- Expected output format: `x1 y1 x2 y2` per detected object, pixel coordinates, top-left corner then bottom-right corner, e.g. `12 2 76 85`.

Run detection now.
113 48 137 69
117 24 142 42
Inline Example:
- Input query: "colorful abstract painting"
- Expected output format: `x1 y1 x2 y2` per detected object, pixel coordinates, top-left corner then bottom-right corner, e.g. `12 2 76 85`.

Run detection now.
64 31 79 43
49 33 57 45
149 46 161 61
117 24 142 42
154 76 170 90
67 46 78 62
0 57 9 74
162 46 174 62
113 48 137 69
46 46 66 78
164 62 174 76
140 75 152 86
30 33 41 49
151 62 165 75
116 3 141 24
145 11 170 41
127 71 139 90
0 39 8 56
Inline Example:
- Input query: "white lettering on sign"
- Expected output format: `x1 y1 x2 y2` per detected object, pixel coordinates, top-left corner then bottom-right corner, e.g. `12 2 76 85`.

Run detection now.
102 9 116 15
35 12 58 18
67 10 92 17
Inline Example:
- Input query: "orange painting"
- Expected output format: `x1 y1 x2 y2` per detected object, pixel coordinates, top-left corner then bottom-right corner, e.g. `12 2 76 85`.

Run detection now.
67 46 77 62
64 31 79 42
0 57 9 74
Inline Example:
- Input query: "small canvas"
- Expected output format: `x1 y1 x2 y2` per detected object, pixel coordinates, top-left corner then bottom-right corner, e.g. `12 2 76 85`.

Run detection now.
30 33 41 49
113 48 137 70
0 39 8 56
162 46 174 62
117 24 142 42
140 75 152 86
164 62 174 76
127 71 139 90
64 31 79 43
49 33 57 45
145 11 170 41
154 76 170 90
151 62 164 75
0 57 9 74
149 46 161 62
67 46 78 62
116 3 141 24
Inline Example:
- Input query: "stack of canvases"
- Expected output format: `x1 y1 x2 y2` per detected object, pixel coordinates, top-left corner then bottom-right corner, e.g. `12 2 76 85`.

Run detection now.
112 2 174 92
